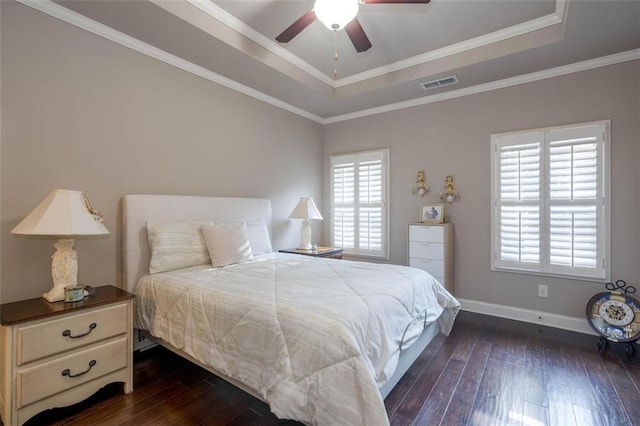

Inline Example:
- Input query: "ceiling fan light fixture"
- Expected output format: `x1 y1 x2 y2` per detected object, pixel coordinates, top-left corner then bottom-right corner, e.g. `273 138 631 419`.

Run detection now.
314 0 359 31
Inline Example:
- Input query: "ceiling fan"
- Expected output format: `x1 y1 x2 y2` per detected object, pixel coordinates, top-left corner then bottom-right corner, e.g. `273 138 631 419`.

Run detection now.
276 0 431 53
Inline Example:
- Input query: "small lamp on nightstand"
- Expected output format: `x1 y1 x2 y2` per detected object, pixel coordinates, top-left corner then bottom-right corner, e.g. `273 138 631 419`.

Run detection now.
11 189 109 303
289 197 323 250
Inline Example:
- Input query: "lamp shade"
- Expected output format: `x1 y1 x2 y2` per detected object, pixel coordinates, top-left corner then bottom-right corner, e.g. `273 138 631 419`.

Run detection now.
314 0 359 31
289 197 323 220
11 189 109 238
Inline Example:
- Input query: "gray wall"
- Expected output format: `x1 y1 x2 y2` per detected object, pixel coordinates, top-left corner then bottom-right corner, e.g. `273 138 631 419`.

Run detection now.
323 61 640 319
1 3 323 303
2 2 639 322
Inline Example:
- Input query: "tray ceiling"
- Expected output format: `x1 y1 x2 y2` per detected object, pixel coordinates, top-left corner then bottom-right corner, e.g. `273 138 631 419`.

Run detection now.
29 0 640 122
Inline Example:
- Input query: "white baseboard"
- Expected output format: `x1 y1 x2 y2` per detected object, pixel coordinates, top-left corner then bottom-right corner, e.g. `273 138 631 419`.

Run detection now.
457 298 597 336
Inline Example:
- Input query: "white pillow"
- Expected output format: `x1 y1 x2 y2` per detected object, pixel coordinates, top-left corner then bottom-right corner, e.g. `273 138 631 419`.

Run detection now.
201 222 253 267
147 220 211 274
246 218 273 255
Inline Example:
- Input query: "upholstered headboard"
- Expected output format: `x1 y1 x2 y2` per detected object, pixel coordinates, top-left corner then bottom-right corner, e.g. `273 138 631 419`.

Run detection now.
122 194 272 293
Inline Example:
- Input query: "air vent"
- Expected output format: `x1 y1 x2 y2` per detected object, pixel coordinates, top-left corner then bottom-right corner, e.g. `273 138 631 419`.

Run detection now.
420 75 459 91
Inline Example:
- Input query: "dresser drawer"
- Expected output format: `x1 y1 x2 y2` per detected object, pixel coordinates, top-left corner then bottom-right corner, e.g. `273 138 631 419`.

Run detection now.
18 336 128 408
409 225 444 243
409 258 445 277
408 241 444 260
18 303 128 365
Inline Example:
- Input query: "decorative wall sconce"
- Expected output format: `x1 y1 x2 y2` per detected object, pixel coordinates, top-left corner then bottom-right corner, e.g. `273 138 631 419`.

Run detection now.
412 170 429 197
440 175 460 204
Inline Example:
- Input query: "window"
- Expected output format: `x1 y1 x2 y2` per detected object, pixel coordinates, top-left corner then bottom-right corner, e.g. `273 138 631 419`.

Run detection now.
330 149 389 259
491 121 610 281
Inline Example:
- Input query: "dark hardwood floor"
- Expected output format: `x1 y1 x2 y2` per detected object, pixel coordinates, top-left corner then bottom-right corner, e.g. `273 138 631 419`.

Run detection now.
20 311 640 426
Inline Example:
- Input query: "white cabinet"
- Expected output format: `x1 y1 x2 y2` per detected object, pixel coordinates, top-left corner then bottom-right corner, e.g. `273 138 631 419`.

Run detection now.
408 223 454 294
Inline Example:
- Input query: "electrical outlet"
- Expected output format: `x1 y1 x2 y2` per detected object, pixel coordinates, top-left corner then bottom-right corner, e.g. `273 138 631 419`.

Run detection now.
538 284 549 298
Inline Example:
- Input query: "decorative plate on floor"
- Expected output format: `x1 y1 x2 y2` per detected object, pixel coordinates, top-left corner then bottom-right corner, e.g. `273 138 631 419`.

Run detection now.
586 280 640 343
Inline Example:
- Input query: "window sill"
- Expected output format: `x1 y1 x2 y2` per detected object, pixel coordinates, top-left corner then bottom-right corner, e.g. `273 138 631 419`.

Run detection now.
343 252 390 262
491 266 608 283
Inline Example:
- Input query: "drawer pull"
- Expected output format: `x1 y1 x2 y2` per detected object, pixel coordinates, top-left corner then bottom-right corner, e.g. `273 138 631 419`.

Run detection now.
61 360 97 378
62 322 97 339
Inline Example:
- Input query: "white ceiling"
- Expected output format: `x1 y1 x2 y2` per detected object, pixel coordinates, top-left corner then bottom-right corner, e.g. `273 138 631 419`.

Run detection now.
36 0 640 122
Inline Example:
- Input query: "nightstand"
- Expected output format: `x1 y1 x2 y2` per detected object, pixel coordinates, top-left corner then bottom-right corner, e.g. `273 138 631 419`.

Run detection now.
279 247 344 259
0 285 134 426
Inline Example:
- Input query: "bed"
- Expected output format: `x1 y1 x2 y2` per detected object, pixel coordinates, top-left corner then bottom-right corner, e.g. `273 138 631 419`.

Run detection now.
123 194 460 425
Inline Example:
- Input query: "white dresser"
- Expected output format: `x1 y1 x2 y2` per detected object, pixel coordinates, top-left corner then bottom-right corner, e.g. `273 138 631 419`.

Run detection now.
408 223 454 294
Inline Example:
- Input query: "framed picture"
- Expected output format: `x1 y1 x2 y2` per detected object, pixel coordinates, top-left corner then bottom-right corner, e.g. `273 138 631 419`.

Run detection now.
420 204 444 223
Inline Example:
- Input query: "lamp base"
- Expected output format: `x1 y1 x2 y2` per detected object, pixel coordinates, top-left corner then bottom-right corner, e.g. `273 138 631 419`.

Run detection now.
43 287 66 303
44 238 78 303
298 219 312 250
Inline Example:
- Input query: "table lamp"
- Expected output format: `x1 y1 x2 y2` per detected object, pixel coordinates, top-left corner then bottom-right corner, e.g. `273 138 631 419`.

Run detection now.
11 189 109 302
289 197 323 250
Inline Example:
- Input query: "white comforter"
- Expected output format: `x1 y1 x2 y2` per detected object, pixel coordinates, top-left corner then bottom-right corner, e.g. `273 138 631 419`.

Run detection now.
135 253 460 425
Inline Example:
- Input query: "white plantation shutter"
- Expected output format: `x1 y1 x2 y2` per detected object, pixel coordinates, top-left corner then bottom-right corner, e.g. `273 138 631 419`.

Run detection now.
491 122 609 281
333 162 355 249
547 126 602 274
497 134 542 266
358 159 383 251
331 150 388 258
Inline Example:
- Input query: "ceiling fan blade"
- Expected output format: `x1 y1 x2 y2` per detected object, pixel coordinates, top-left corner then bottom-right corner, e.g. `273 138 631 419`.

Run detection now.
345 18 372 53
363 0 430 3
276 11 317 43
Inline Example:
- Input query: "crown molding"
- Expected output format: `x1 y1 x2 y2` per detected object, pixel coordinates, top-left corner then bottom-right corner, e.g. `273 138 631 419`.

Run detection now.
335 7 566 87
555 0 568 22
17 0 324 124
324 49 640 124
184 0 335 87
181 0 570 90
14 1 638 126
